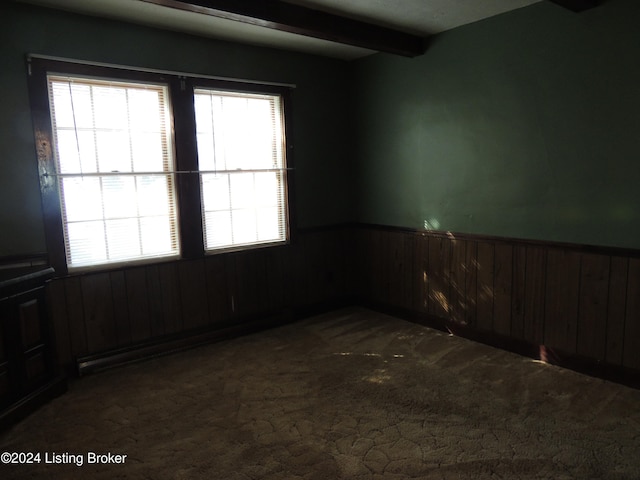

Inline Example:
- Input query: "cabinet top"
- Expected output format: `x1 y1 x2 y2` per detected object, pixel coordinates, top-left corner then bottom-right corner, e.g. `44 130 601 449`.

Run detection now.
0 266 55 299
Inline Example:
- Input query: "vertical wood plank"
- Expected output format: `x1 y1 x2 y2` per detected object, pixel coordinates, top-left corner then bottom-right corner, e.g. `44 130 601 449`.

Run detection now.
464 240 478 328
319 231 335 301
302 233 315 303
109 270 131 345
329 230 349 301
493 243 513 336
364 229 376 302
413 234 429 313
511 245 527 340
577 253 610 361
442 237 452 320
291 234 309 308
81 273 116 352
544 249 581 354
376 230 391 305
265 247 286 311
386 231 400 307
125 267 151 343
402 233 415 310
366 229 379 304
351 228 368 301
476 241 495 332
281 242 296 308
255 250 271 311
158 262 183 334
64 276 88 357
369 229 385 304
247 250 270 311
179 259 209 329
145 263 182 336
323 230 344 302
46 279 72 368
523 247 546 345
322 230 339 303
146 265 166 337
427 235 451 320
205 255 230 325
387 231 406 308
449 238 467 325
623 258 640 369
301 232 323 305
342 227 357 300
606 256 628 365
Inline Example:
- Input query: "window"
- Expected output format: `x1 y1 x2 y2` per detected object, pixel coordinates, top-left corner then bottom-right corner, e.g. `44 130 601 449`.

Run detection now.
28 57 292 274
47 76 179 269
194 89 287 250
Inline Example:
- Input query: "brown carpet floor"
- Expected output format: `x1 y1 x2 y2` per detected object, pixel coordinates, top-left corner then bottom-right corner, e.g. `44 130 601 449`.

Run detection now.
1 307 639 479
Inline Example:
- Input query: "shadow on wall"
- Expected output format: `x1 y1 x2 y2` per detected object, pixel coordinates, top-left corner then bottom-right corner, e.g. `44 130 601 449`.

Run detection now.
360 222 566 367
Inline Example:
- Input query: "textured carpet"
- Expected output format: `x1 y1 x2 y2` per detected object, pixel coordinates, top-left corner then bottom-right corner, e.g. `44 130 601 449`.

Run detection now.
1 307 639 479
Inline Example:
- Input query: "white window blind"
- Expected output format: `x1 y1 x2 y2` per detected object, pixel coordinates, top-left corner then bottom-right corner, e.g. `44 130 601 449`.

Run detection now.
47 75 180 269
194 89 288 251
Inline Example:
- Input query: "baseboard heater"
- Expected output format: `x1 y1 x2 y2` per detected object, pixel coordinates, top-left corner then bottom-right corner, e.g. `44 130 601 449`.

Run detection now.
76 310 293 376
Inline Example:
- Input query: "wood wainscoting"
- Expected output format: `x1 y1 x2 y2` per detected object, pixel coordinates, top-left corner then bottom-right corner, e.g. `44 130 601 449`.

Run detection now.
46 223 640 386
353 224 640 387
46 227 355 374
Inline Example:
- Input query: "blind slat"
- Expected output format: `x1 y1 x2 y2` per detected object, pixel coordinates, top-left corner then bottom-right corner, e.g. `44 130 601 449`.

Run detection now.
194 88 288 252
48 75 180 269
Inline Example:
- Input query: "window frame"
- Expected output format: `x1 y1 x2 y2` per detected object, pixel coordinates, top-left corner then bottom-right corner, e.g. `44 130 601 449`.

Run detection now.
27 56 295 275
46 74 182 270
192 80 290 254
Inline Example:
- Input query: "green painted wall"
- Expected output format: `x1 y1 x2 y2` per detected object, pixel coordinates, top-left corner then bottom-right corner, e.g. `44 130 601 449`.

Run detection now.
0 2 354 256
4 0 640 256
353 0 640 249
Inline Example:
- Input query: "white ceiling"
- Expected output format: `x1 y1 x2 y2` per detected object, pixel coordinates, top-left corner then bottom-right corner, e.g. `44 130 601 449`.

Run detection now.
15 0 543 60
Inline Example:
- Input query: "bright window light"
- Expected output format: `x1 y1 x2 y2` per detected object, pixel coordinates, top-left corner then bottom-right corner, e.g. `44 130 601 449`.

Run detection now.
48 76 180 269
194 89 288 251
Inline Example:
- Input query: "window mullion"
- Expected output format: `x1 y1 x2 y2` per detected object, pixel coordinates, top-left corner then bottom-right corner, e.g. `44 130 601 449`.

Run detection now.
169 77 204 259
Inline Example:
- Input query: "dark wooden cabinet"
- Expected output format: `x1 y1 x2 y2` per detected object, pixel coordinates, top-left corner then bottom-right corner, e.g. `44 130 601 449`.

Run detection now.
0 266 66 429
